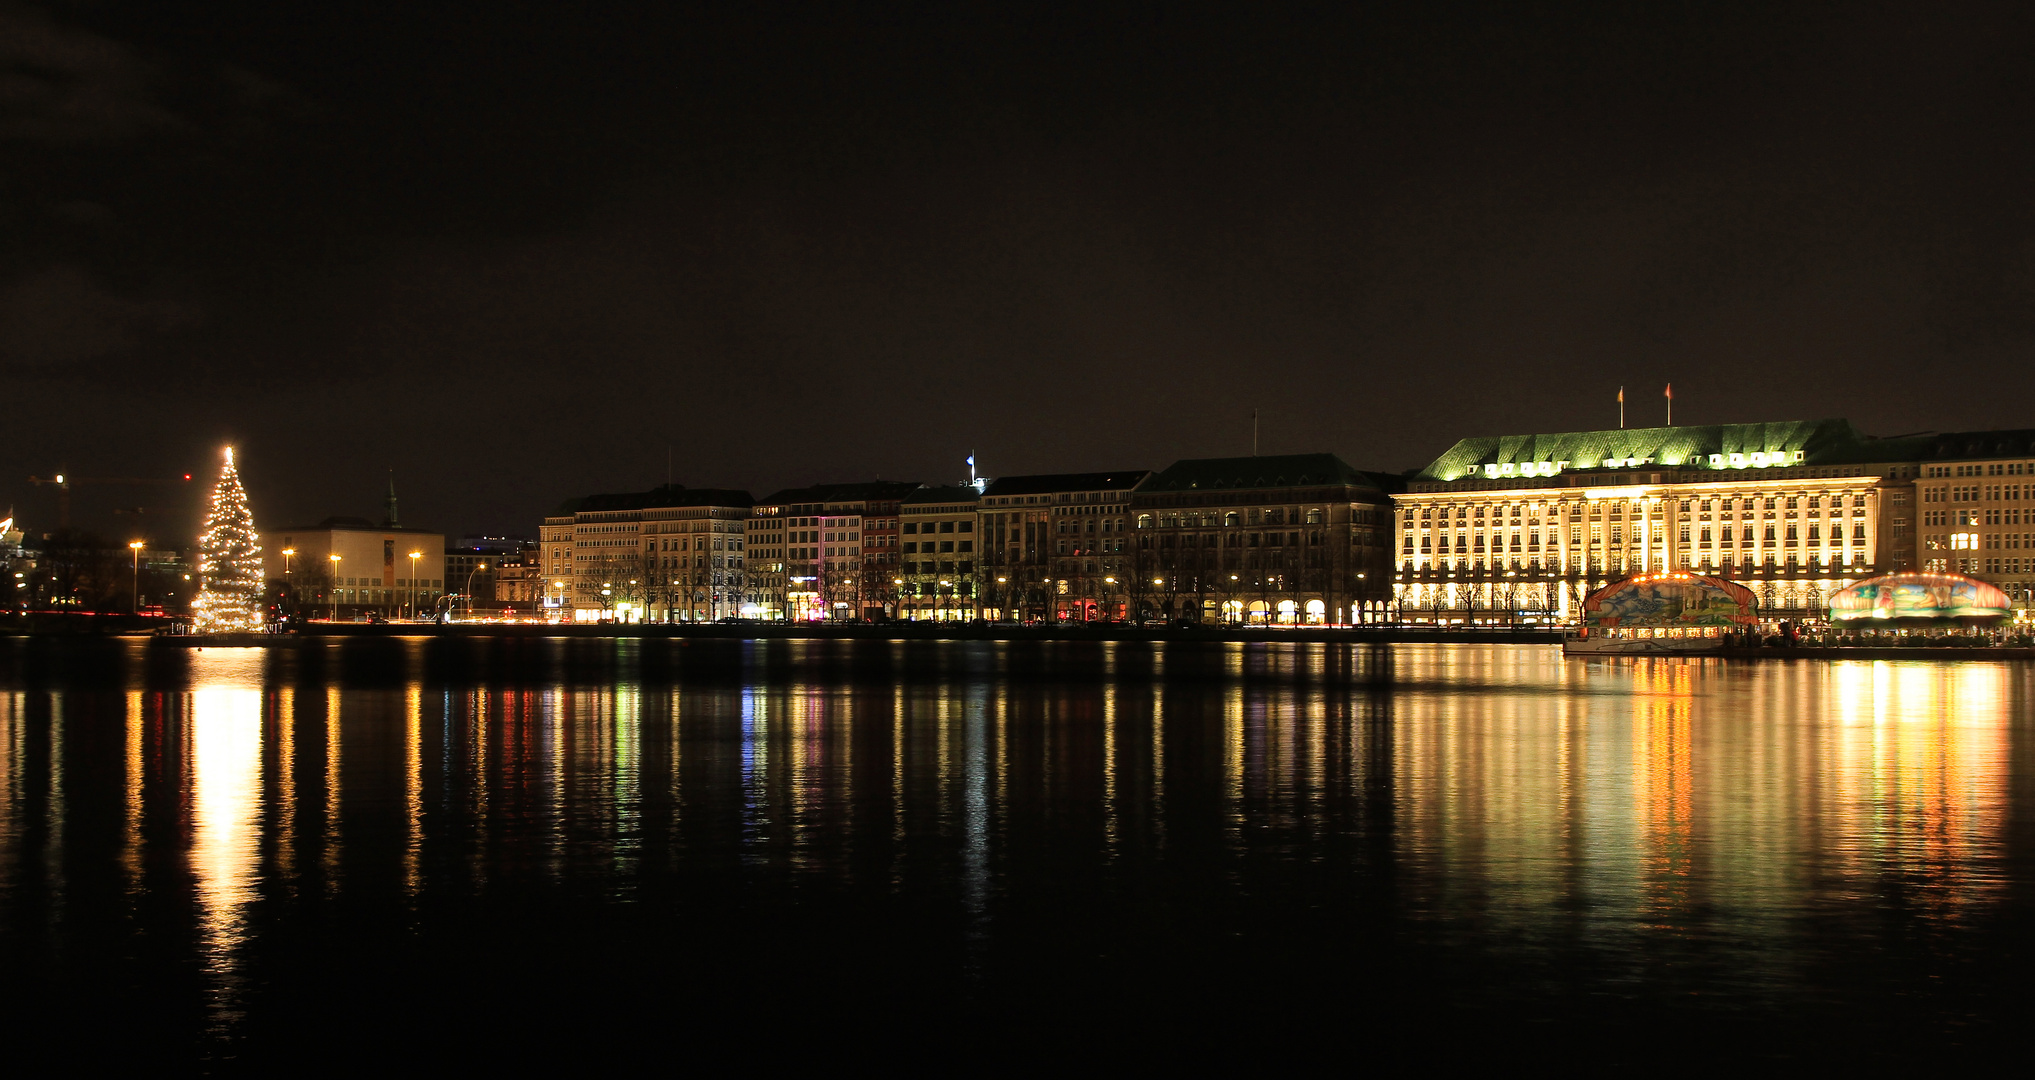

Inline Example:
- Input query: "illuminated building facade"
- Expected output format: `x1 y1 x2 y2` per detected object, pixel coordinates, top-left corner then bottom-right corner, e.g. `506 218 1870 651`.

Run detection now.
900 485 979 620
1129 454 1396 625
268 517 446 620
541 485 754 622
861 494 903 620
752 481 918 621
1392 420 1921 623
1906 428 2035 609
978 471 1150 621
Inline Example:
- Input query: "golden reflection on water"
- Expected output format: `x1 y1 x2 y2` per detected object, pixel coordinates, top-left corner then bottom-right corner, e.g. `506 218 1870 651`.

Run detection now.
1388 647 2011 945
1830 662 2008 917
189 648 266 1029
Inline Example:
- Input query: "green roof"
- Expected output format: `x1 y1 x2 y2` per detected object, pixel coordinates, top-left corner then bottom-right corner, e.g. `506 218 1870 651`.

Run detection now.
1416 420 1869 482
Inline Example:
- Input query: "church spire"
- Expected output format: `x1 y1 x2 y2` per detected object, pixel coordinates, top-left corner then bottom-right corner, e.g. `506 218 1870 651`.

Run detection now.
384 470 400 528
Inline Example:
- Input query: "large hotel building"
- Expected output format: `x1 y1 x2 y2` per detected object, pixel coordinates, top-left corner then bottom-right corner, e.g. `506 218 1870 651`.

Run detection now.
1392 419 2035 622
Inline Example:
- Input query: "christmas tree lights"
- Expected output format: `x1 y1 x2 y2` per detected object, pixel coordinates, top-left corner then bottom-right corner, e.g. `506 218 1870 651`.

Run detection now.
192 446 266 633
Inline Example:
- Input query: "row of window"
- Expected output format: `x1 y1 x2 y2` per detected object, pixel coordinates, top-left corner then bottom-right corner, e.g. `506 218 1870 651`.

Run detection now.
901 561 974 576
1925 463 2035 477
1410 523 1869 548
1924 484 2034 503
1410 494 1871 524
1400 550 1862 574
1924 508 2034 526
1140 508 1326 528
903 521 972 534
652 538 740 551
904 540 972 553
1923 532 2034 550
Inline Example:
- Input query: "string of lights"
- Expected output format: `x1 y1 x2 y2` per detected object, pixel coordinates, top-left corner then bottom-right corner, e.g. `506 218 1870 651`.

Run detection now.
190 446 265 633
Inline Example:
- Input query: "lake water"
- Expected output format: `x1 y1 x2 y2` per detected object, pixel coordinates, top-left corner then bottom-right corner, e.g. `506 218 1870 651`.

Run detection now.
1 636 2029 1069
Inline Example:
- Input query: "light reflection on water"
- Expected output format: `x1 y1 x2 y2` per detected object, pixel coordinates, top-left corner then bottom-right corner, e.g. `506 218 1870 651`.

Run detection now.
0 637 2028 1065
188 650 265 1031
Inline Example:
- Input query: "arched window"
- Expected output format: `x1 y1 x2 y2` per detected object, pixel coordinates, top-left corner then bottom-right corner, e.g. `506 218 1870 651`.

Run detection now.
1306 508 1325 524
1136 514 1152 529
1225 512 1241 527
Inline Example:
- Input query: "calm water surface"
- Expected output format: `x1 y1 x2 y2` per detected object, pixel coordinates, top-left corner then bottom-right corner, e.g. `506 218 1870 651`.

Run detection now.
2 637 2030 1069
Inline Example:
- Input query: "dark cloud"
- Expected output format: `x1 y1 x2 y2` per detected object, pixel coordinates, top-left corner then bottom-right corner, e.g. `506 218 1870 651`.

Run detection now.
5 2 2035 540
0 1 183 143
0 263 199 368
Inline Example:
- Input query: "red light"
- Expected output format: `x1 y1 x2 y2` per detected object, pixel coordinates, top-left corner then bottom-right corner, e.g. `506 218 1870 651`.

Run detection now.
183 474 192 480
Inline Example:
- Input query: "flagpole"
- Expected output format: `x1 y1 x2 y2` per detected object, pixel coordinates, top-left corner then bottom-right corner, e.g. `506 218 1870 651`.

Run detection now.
1618 386 1624 429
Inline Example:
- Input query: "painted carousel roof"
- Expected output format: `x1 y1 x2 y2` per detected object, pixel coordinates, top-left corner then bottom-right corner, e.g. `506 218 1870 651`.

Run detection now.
1582 572 1758 628
1826 572 2010 622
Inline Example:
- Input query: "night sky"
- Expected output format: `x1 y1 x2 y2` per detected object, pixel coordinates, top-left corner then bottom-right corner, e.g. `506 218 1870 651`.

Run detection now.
5 2 2034 540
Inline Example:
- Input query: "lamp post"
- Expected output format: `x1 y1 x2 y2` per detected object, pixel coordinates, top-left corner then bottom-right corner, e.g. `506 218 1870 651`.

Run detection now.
329 553 342 621
408 551 422 621
892 577 904 621
462 560 489 622
128 540 144 613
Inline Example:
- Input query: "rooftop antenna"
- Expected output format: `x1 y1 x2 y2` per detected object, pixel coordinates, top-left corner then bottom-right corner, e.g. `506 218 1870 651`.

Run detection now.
1252 409 1259 456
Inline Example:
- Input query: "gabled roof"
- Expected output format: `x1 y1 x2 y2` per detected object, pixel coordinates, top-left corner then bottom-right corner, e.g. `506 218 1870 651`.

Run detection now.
1139 453 1385 493
980 470 1151 497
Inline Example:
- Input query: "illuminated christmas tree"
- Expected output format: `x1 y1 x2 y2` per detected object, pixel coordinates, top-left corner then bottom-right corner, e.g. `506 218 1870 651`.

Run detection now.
191 446 266 633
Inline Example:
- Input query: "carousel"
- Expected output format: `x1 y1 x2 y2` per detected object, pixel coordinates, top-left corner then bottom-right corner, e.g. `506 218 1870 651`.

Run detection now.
1563 572 1759 655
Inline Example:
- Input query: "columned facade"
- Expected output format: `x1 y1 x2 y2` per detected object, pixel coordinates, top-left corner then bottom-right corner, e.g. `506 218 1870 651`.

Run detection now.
1393 420 1910 624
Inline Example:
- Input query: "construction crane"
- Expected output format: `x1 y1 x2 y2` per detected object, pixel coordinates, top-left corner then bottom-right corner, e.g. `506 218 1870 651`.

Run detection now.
26 472 194 529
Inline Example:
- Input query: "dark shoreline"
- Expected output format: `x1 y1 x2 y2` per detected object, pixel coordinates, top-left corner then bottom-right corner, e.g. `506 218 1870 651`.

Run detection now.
10 620 2034 659
45 622 1562 646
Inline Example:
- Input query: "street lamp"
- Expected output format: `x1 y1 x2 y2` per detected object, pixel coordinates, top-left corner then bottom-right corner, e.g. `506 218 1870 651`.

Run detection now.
462 560 490 622
892 577 904 621
408 551 422 620
329 553 342 621
128 540 144 613
280 547 295 616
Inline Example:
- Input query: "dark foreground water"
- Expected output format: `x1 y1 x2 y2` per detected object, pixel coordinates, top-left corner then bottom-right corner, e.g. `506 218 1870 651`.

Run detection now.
2 636 2031 1070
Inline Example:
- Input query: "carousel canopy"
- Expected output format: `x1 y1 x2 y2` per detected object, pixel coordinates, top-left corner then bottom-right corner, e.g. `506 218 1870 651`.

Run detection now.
1826 572 2010 623
1582 572 1758 628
